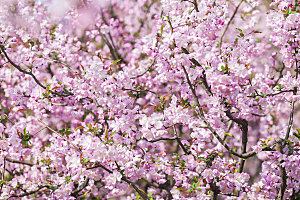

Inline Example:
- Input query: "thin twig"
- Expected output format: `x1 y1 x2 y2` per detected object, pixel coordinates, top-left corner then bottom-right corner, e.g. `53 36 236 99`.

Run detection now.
181 47 213 96
141 177 173 200
4 157 34 167
274 139 287 200
182 0 199 12
250 89 294 98
173 125 190 155
122 88 157 95
285 101 295 140
225 111 248 173
38 119 81 152
219 0 244 54
181 47 202 67
40 54 78 74
70 177 90 197
88 163 149 200
7 185 50 199
272 62 285 88
147 136 178 143
0 158 5 194
130 59 156 79
98 12 125 65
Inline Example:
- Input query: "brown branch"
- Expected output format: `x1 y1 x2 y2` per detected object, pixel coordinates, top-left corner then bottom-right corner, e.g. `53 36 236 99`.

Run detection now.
182 0 199 12
146 136 178 143
181 47 213 96
122 88 157 95
219 0 244 54
272 62 285 88
141 177 173 200
8 185 50 199
0 45 73 97
70 177 90 197
38 119 82 152
0 158 5 194
88 163 148 200
225 111 248 172
134 0 156 37
181 65 268 159
274 139 287 200
285 101 295 140
42 55 78 75
130 59 156 79
167 15 174 34
5 157 34 167
209 182 220 200
173 125 190 155
193 0 199 12
181 47 202 67
99 33 119 61
98 11 125 65
250 89 294 98
251 113 266 117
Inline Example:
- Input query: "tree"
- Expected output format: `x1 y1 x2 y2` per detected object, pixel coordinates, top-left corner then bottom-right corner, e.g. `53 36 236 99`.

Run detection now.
0 0 299 199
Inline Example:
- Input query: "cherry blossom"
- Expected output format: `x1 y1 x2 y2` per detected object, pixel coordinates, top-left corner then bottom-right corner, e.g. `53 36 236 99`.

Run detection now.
0 0 299 199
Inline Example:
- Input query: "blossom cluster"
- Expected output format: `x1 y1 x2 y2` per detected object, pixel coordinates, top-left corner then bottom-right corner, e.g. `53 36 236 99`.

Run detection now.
0 0 299 199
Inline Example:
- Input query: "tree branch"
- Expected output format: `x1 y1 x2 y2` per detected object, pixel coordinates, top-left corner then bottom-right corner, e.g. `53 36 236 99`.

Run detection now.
8 185 50 199
225 110 248 172
181 65 270 159
0 45 73 97
209 181 220 200
38 119 82 152
0 158 5 194
181 47 213 96
285 101 295 140
37 121 149 200
182 0 199 12
274 139 287 200
70 177 90 197
141 177 173 200
250 89 294 98
173 125 190 155
146 136 178 143
87 163 148 200
219 0 244 54
130 59 156 79
5 157 34 167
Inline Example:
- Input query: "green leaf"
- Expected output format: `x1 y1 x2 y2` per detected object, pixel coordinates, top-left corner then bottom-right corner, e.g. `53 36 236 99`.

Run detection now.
236 28 243 33
163 94 172 101
160 23 166 35
112 59 121 65
249 72 257 82
234 38 239 46
284 139 292 145
148 191 154 197
0 180 5 185
224 132 233 137
83 190 90 197
83 158 89 164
